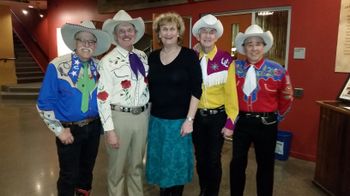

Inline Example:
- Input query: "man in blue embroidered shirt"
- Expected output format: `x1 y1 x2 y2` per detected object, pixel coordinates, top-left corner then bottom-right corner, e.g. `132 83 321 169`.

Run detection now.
36 20 111 196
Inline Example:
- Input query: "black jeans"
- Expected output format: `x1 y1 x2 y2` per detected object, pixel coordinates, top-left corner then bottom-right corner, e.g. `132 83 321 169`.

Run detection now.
193 111 226 196
56 119 101 196
230 114 278 196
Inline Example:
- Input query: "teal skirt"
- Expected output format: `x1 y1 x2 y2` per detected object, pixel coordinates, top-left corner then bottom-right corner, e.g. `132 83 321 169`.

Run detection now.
146 115 194 188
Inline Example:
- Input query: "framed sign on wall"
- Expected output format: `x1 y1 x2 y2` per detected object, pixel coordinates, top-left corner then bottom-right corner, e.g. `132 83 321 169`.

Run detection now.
338 75 350 102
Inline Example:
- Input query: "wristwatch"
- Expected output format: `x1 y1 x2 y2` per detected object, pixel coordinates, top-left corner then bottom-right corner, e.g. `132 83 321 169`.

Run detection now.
186 116 194 122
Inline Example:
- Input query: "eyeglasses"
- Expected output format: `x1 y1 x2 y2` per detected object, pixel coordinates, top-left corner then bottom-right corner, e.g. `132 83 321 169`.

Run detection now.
76 38 97 46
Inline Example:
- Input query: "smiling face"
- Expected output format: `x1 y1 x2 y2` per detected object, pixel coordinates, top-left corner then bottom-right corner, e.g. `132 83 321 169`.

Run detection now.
114 22 136 51
158 22 179 47
74 31 97 62
197 27 218 53
159 22 179 46
243 36 266 64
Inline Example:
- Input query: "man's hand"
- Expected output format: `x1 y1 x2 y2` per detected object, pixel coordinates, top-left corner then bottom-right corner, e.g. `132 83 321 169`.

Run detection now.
105 130 119 149
221 127 233 138
58 128 74 145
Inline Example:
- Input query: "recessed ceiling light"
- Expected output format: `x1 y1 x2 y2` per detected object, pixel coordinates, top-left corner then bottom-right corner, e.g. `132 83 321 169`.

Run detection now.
28 5 34 8
39 14 44 18
22 10 28 15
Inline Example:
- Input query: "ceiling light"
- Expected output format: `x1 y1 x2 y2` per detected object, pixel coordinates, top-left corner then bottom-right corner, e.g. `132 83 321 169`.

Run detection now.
39 14 44 18
28 5 34 8
258 11 274 16
22 10 28 15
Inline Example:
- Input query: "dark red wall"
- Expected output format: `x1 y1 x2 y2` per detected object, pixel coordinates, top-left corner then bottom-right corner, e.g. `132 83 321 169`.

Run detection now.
46 0 346 161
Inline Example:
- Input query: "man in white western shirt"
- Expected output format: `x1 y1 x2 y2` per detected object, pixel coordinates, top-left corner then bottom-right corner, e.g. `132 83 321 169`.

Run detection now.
97 10 149 196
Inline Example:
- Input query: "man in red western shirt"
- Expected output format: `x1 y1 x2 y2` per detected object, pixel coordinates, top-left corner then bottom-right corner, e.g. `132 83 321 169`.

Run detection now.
230 24 293 196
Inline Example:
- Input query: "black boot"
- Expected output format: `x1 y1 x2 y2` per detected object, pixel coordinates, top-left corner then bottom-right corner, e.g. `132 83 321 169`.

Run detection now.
199 188 206 196
75 188 90 196
160 187 172 196
171 185 184 196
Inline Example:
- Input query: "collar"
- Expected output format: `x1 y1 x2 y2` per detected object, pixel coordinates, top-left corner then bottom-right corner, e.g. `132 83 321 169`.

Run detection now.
116 45 135 58
245 58 265 69
68 53 98 84
199 45 217 61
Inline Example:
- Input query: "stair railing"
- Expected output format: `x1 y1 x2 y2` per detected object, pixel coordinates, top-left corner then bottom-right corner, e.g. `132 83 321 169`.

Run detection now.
11 9 49 72
0 57 16 62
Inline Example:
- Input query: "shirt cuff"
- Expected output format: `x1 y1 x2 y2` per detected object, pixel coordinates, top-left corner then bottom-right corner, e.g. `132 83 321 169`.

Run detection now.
224 118 234 130
102 119 114 132
277 114 284 122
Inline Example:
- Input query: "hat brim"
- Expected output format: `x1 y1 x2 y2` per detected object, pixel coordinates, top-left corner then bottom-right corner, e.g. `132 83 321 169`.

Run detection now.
192 19 223 39
102 18 145 45
235 31 273 55
61 23 111 56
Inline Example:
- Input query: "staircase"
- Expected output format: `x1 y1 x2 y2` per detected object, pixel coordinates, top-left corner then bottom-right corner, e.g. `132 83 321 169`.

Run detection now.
0 83 41 100
0 34 44 100
13 33 44 83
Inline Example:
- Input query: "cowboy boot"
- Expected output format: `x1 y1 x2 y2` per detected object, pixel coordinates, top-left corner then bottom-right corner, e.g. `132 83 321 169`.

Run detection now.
75 188 90 196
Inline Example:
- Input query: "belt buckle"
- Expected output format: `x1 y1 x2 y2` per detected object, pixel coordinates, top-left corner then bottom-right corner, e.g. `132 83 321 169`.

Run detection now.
131 107 142 115
210 110 218 115
77 120 89 127
199 109 208 117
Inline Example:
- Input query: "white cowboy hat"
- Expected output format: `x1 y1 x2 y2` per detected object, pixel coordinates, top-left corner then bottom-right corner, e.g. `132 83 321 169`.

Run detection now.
235 24 274 55
61 20 111 56
192 14 223 39
102 10 145 45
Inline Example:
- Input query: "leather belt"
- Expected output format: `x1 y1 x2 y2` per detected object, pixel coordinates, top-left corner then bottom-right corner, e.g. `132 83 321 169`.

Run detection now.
61 117 99 127
239 111 276 118
198 105 225 117
111 103 149 115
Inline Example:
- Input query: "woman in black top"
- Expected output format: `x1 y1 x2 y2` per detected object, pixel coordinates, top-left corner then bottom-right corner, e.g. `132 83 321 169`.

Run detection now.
145 12 202 196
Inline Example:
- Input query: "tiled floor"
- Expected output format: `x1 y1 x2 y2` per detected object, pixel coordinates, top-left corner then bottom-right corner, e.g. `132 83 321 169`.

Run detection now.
0 98 327 196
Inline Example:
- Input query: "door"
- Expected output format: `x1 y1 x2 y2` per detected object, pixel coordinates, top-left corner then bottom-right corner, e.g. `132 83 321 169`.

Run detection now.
215 14 252 60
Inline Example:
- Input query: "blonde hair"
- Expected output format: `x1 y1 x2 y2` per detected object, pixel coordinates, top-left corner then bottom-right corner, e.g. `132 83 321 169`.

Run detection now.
153 12 185 47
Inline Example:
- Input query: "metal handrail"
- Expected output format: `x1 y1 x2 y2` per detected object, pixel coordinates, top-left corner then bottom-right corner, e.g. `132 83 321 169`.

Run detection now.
0 57 16 62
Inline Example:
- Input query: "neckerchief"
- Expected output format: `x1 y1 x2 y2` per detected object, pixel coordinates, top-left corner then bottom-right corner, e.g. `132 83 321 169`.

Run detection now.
68 53 99 84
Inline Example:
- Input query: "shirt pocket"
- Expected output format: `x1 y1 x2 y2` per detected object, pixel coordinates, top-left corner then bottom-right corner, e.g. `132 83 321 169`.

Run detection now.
112 64 131 79
263 83 278 93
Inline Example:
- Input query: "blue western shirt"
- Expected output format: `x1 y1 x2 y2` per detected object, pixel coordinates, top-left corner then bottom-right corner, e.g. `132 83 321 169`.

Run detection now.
37 53 99 136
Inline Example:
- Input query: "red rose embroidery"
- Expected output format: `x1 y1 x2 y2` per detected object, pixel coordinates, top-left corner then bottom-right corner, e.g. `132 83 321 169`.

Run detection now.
144 77 148 84
121 80 131 89
97 91 109 101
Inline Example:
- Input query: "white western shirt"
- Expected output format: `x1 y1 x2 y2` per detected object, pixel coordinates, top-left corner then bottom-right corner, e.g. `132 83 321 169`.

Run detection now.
97 45 149 131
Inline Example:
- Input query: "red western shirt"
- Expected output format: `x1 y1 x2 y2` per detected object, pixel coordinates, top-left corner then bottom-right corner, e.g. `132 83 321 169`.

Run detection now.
235 58 293 121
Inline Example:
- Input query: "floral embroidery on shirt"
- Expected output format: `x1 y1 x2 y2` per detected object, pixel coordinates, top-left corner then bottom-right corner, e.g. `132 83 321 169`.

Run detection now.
97 91 109 101
120 80 132 100
121 80 131 88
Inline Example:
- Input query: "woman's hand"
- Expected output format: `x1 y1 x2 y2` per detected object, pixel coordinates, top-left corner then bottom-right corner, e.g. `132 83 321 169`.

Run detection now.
180 119 193 137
